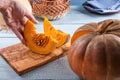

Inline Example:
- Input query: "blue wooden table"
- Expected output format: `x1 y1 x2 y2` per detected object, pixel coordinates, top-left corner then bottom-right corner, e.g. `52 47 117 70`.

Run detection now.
0 6 120 80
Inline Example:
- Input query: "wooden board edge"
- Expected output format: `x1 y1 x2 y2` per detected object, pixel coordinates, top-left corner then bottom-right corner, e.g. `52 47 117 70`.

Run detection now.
1 50 67 75
19 53 65 75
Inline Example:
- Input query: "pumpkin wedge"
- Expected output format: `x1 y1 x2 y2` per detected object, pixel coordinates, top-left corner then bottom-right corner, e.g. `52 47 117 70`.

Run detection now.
44 18 69 47
24 20 58 54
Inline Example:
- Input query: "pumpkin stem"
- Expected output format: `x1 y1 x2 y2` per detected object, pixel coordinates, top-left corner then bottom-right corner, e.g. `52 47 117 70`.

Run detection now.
96 20 113 34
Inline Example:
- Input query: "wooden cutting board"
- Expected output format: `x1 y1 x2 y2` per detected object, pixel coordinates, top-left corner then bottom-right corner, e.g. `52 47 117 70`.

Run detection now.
0 42 70 75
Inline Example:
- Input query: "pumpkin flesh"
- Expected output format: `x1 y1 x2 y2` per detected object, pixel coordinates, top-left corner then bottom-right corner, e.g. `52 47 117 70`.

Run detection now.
71 30 93 44
44 18 69 47
24 20 57 54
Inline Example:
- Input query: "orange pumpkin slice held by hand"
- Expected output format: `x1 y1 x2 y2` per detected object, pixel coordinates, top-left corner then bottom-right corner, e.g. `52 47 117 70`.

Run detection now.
24 18 69 54
24 20 58 54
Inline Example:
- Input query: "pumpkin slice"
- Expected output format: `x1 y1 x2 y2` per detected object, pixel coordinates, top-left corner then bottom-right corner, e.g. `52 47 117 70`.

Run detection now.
24 20 58 54
44 18 69 47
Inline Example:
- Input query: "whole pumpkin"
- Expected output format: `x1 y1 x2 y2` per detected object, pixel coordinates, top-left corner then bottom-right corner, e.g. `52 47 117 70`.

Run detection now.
67 19 120 80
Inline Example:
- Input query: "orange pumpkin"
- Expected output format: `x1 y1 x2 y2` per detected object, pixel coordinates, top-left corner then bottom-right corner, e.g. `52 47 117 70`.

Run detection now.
68 19 120 80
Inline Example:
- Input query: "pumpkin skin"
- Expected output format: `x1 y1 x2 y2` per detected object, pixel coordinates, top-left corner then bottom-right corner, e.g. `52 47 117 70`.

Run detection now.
24 20 58 54
67 19 120 80
44 18 69 47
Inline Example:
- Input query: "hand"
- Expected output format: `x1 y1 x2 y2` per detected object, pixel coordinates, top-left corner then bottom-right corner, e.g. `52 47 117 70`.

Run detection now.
1 0 38 44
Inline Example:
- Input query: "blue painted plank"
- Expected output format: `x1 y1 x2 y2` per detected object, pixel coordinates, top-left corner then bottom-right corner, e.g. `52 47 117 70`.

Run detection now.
70 0 86 5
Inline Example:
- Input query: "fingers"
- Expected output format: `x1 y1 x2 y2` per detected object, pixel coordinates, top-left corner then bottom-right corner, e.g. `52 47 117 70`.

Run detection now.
20 17 28 26
14 28 26 45
6 20 26 44
12 1 38 24
13 26 26 44
25 11 39 24
1 1 38 45
15 21 26 45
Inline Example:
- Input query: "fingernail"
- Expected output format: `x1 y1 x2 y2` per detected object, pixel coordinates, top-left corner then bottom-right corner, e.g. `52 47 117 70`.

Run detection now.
35 20 39 24
33 20 39 24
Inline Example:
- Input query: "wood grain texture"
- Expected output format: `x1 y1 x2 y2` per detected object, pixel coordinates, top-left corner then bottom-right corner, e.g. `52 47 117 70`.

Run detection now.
0 42 70 75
